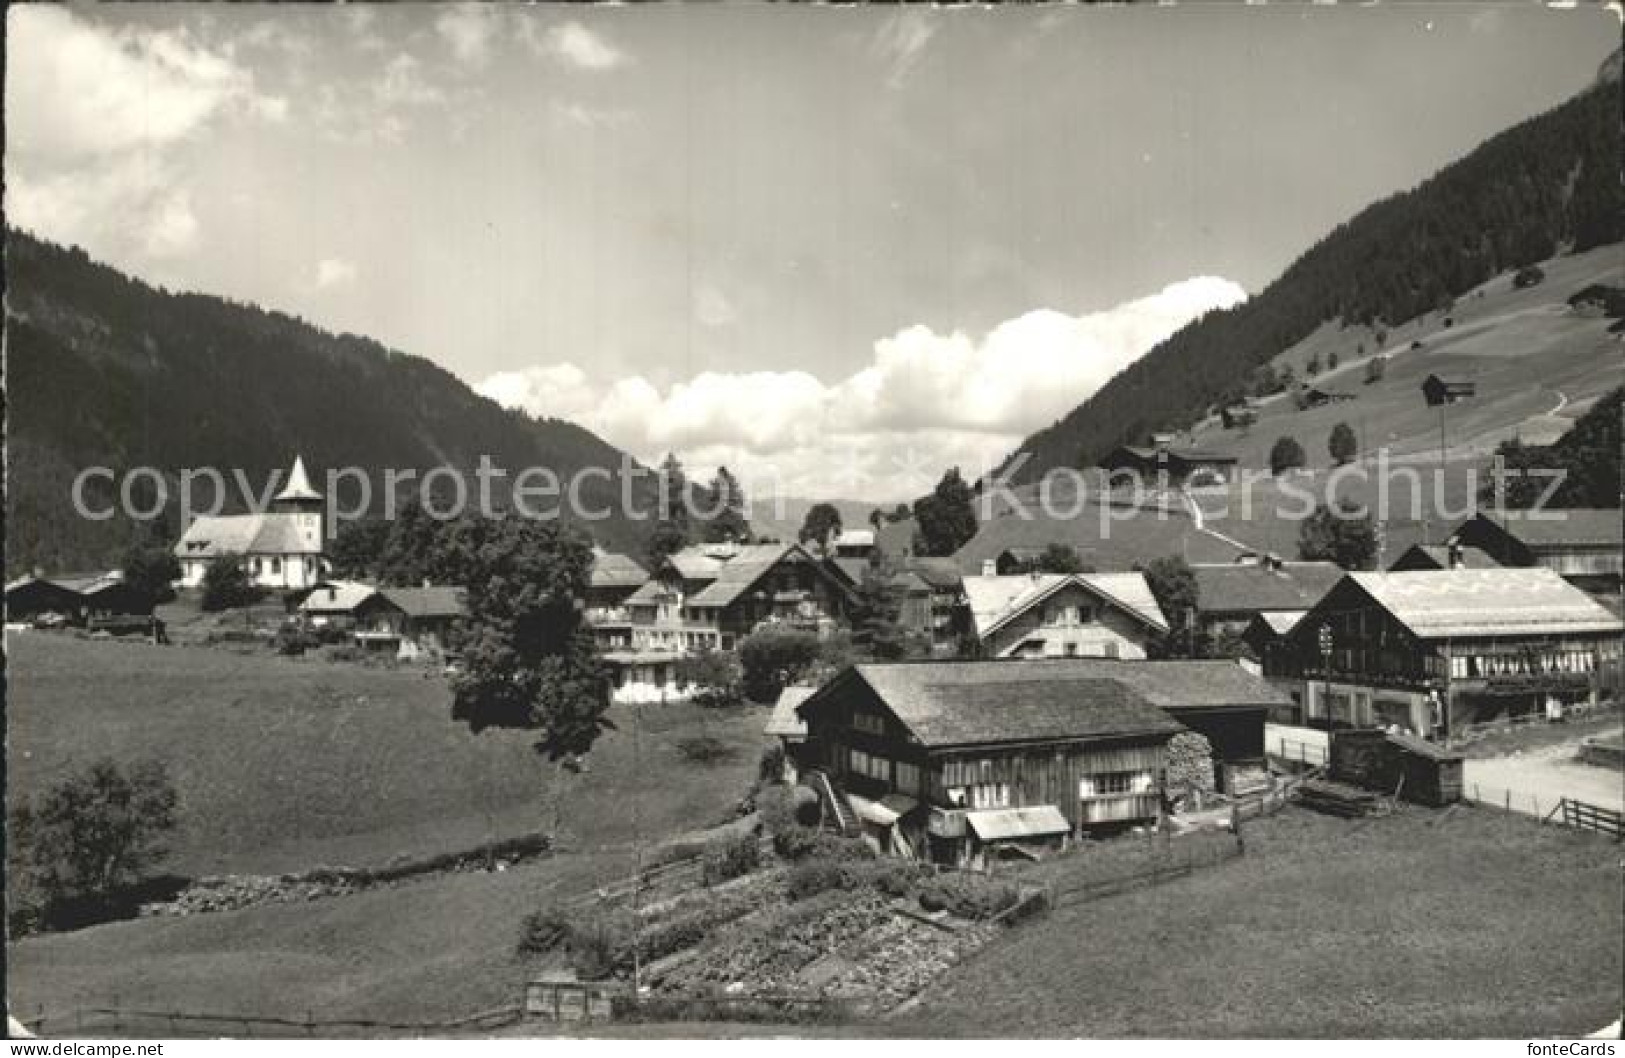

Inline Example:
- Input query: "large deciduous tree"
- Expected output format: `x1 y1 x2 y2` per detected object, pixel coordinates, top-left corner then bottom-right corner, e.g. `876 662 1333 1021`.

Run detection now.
1141 555 1202 658
798 503 844 554
1298 501 1379 570
1328 423 1358 466
913 468 979 557
449 517 613 763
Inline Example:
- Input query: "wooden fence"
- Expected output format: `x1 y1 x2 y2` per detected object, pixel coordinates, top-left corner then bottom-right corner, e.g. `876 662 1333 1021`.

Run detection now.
1547 797 1624 841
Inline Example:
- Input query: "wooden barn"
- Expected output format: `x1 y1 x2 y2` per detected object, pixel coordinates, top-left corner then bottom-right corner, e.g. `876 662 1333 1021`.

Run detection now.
5 575 86 623
793 658 1282 866
1450 510 1622 594
1329 728 1463 807
1421 374 1476 407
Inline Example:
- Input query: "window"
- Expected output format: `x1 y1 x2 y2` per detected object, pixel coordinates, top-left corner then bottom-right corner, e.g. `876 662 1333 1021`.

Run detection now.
968 782 1009 809
852 711 886 736
1080 771 1152 798
895 760 921 795
271 558 282 575
847 748 890 784
1064 642 1078 657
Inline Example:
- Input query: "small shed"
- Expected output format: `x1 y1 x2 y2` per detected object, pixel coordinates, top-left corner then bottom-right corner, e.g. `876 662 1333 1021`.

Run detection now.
1421 374 1476 407
1329 728 1463 807
5 576 84 623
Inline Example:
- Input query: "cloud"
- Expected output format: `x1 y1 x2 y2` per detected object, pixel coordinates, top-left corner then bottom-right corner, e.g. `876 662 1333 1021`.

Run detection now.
476 276 1247 498
373 53 446 108
314 257 358 290
529 20 628 70
5 6 280 260
871 9 938 88
436 4 498 66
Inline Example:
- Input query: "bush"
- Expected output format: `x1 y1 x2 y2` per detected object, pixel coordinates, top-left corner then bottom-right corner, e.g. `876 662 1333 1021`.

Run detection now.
739 626 823 703
1363 356 1387 385
758 744 787 784
702 833 760 886
517 905 573 954
200 554 262 612
565 907 637 981
773 826 874 863
1166 730 1217 796
786 861 845 902
677 736 740 766
916 873 1020 920
8 758 179 929
1513 264 1545 289
275 624 315 656
838 859 924 898
771 824 820 860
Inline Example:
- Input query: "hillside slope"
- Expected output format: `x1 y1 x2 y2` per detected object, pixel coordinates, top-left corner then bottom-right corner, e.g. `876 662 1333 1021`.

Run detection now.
1003 77 1622 483
3 231 660 575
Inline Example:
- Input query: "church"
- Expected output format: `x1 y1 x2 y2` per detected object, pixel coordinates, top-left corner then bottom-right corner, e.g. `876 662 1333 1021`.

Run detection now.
174 456 328 590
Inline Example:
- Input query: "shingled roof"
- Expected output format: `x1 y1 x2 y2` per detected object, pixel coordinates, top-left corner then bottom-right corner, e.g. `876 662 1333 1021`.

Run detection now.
1191 561 1343 615
683 543 848 608
1345 568 1622 640
1489 510 1622 549
963 572 1169 638
590 549 648 589
851 664 1185 748
175 513 323 558
379 586 466 619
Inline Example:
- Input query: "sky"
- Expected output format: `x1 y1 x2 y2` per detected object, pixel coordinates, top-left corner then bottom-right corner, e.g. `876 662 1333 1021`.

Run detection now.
6 3 1616 502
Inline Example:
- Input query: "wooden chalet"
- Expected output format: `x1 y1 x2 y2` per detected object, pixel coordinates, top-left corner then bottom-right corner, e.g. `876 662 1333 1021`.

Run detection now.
1264 568 1622 738
961 571 1169 659
1097 434 1239 486
1189 558 1342 642
1450 510 1622 594
1297 385 1357 408
1421 374 1476 407
352 585 467 658
794 659 1283 865
1219 403 1258 430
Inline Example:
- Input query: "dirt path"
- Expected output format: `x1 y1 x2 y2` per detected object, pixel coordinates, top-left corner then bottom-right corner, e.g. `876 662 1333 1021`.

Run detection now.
1463 738 1624 816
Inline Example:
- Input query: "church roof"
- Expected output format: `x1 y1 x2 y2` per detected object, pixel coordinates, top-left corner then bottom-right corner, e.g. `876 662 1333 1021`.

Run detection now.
275 456 322 503
175 513 323 558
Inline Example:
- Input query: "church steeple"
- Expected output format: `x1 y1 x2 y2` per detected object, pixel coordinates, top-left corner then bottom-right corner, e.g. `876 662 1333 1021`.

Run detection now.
273 455 322 510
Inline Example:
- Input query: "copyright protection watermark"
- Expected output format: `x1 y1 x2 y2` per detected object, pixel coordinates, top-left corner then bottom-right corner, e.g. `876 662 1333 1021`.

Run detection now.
68 447 1571 540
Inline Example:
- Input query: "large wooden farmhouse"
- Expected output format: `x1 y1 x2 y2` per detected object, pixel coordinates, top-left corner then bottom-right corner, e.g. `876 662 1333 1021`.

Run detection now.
792 659 1283 866
961 571 1168 659
174 456 326 590
1263 568 1622 737
1450 510 1622 595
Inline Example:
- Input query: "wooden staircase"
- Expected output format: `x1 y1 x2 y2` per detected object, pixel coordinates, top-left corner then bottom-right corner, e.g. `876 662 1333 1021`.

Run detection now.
805 769 860 836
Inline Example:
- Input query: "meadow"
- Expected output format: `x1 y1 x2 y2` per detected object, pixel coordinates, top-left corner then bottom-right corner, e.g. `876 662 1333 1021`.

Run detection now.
901 805 1623 1038
4 632 766 877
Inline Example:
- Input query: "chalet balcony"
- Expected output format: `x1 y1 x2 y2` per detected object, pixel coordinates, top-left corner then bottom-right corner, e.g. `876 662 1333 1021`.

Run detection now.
584 606 633 627
1078 792 1160 825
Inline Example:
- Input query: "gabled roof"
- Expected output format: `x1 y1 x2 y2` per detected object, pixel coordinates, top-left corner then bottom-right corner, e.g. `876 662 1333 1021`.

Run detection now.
1091 659 1290 711
764 685 815 739
175 512 322 558
1389 544 1499 571
1252 610 1308 637
298 580 380 614
379 586 466 619
835 662 1186 748
907 557 964 592
625 579 673 607
590 549 647 589
684 543 849 608
963 572 1169 639
1190 561 1343 615
1484 510 1622 549
1344 569 1622 640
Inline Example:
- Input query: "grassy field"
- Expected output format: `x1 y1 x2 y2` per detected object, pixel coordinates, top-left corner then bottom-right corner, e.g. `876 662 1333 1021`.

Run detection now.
1190 244 1625 473
5 632 766 876
897 805 1623 1038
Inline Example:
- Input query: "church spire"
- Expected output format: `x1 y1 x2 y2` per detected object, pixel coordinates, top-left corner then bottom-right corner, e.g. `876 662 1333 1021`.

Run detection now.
274 455 321 503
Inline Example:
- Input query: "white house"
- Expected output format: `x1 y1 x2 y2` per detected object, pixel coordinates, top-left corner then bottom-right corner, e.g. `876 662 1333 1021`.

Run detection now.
174 456 326 590
962 571 1170 660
